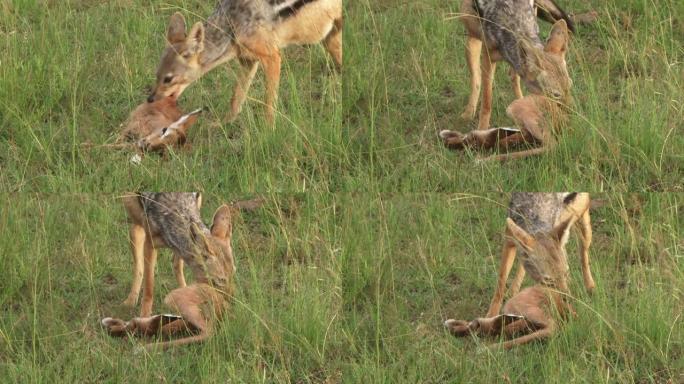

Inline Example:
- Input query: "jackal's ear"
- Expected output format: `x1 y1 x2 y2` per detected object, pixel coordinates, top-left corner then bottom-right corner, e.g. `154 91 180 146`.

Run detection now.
211 204 232 241
519 38 543 75
167 12 187 44
195 192 202 210
551 215 574 242
545 19 569 57
186 22 205 54
506 218 535 251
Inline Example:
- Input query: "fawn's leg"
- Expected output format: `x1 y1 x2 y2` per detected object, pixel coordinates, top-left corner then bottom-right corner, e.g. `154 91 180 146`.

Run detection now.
140 237 158 317
477 53 497 130
323 18 342 71
123 224 145 307
499 323 555 350
578 209 596 293
486 233 517 317
228 59 259 122
461 36 482 121
145 285 216 350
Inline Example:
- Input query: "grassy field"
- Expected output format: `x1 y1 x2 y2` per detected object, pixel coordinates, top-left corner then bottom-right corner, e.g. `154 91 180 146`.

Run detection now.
1 0 341 192
1 0 683 382
0 193 682 382
345 0 683 191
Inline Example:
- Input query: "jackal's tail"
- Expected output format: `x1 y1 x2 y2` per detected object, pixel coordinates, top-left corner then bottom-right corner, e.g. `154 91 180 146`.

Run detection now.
535 0 575 33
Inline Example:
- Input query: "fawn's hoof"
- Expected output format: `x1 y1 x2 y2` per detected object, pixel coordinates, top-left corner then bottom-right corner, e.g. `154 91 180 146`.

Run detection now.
460 108 476 121
444 319 472 337
439 130 467 150
101 317 125 328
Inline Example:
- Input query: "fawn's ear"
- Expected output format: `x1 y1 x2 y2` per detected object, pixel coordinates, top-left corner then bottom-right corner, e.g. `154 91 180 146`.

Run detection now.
186 22 205 54
211 204 232 241
506 218 535 251
167 12 187 44
545 19 569 57
551 215 574 242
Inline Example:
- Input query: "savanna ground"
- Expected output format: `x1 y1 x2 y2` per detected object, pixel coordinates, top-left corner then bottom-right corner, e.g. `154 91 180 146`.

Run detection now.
1 0 684 383
1 0 341 192
346 0 683 191
0 193 682 382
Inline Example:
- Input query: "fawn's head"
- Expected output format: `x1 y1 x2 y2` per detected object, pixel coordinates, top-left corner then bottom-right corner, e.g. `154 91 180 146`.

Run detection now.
148 12 206 103
520 20 572 102
136 109 200 153
191 205 236 277
505 215 575 291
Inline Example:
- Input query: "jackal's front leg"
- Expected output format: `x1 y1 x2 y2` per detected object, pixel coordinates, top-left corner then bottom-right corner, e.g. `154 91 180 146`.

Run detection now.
478 53 497 130
260 51 281 125
123 223 145 307
461 36 482 121
228 59 259 123
486 235 517 317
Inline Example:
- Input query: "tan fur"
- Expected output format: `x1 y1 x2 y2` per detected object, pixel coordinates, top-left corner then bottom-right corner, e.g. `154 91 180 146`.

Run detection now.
458 0 571 130
150 0 342 124
445 193 590 349
445 285 572 349
105 195 235 350
486 193 594 318
440 19 571 161
118 96 199 154
120 193 201 315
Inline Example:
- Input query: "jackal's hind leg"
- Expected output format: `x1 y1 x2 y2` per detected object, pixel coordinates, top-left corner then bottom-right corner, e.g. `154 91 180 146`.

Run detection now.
323 18 342 71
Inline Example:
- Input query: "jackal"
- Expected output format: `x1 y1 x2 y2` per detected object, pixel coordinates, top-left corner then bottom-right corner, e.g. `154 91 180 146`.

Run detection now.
458 0 573 129
120 192 203 316
444 192 594 349
104 192 235 350
148 0 342 124
440 19 571 161
486 192 595 317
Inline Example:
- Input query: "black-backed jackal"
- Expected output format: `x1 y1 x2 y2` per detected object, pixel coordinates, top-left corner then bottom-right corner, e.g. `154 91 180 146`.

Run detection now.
440 19 571 161
457 0 573 129
104 192 235 350
148 0 342 124
445 193 595 349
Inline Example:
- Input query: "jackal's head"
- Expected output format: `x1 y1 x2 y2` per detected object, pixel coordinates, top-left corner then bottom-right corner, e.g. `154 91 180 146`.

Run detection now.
520 20 572 103
505 215 574 291
148 12 206 103
192 205 236 278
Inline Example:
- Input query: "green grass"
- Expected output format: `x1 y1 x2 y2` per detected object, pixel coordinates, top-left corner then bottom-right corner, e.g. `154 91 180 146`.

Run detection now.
345 0 684 191
1 0 683 382
1 0 341 192
1 193 682 382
